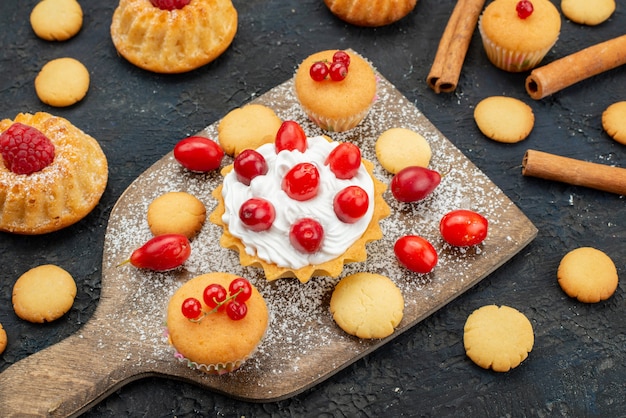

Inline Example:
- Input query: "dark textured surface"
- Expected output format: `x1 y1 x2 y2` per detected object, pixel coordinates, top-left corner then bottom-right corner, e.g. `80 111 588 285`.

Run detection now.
1 0 625 416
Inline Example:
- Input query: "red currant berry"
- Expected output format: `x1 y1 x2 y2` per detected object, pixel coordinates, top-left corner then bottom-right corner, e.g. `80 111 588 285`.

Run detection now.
225 300 248 320
239 198 276 231
332 50 350 68
289 218 324 253
150 0 190 11
516 0 534 19
325 142 361 179
229 277 252 303
282 162 320 201
275 121 307 153
181 297 203 319
329 61 348 81
333 186 369 224
233 149 268 186
203 284 227 311
309 61 329 81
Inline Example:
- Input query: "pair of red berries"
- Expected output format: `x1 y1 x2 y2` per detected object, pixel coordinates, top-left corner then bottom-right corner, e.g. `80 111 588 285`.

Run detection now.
309 50 351 82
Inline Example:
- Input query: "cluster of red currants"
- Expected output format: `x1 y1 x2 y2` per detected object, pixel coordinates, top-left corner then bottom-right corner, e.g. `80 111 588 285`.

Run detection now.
181 277 253 321
309 50 351 82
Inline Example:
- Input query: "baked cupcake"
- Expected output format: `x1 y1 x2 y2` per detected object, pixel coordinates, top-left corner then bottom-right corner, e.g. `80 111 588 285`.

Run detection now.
166 272 269 374
209 125 390 283
0 112 108 234
110 0 238 73
293 50 377 132
323 0 417 27
478 0 561 72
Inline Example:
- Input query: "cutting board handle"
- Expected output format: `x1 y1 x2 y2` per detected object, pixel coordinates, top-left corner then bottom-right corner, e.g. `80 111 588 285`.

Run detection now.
0 317 137 417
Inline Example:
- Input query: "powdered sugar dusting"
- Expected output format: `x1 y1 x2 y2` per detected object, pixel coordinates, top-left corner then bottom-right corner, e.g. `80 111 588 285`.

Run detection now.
97 74 536 398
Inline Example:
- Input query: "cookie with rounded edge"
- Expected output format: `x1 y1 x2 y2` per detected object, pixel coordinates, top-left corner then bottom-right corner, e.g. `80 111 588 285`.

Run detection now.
375 127 432 174
463 305 534 372
35 57 90 107
147 191 206 239
474 96 534 143
557 247 618 303
330 272 404 339
602 101 626 145
0 323 7 355
12 264 77 323
30 0 83 41
561 0 615 26
218 104 282 156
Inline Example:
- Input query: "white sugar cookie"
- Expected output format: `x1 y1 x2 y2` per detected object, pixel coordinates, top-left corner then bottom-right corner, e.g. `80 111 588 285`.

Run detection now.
218 104 282 156
0 323 7 355
474 96 534 143
557 247 618 303
464 305 534 372
147 191 206 239
12 264 77 323
35 57 90 107
30 0 83 41
561 0 615 26
375 127 431 174
602 101 626 145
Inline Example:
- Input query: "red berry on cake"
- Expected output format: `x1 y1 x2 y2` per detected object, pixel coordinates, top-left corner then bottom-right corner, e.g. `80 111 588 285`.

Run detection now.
203 283 228 311
233 149 268 185
150 0 191 11
290 218 324 253
0 122 55 175
275 121 307 153
225 300 248 320
329 61 348 81
515 0 534 19
332 50 351 68
333 186 369 223
282 162 320 201
228 277 252 303
181 297 203 320
239 197 276 231
326 142 361 179
309 61 329 81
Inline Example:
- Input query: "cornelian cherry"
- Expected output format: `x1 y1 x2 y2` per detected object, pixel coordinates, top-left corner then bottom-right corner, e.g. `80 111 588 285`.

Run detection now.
128 234 191 271
234 149 268 185
282 162 320 201
239 198 275 231
290 218 324 253
516 0 534 19
275 121 307 153
326 142 361 179
173 136 224 173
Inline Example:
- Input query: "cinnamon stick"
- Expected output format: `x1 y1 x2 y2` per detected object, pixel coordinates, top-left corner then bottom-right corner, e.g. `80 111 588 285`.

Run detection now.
427 0 486 94
525 34 626 100
522 149 626 195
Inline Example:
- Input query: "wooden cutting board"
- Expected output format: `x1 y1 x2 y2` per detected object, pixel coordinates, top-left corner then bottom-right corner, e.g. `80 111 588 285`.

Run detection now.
0 70 537 417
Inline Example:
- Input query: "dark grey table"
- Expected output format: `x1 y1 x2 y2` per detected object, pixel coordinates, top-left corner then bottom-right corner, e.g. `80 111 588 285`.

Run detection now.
1 0 625 416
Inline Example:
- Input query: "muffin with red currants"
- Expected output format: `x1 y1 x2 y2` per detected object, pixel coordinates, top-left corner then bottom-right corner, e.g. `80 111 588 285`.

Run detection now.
293 50 377 132
166 272 269 374
209 120 390 283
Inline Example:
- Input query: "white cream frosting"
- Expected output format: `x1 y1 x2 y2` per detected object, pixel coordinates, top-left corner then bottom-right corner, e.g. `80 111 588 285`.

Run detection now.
221 135 375 269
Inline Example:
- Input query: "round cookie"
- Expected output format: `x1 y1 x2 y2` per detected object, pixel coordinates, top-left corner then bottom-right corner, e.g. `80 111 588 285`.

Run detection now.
602 101 626 145
35 57 90 107
330 273 404 339
0 323 7 355
463 305 534 372
375 127 432 174
147 191 206 239
30 0 83 41
218 104 282 156
12 264 77 323
474 96 535 143
557 247 618 303
561 0 615 26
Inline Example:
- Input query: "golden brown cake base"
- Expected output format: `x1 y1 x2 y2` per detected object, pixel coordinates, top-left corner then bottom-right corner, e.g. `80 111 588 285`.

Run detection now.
209 160 390 283
110 0 238 74
0 112 108 234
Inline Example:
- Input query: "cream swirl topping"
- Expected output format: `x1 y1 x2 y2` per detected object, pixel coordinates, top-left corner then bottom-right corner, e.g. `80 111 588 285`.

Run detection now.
221 135 375 269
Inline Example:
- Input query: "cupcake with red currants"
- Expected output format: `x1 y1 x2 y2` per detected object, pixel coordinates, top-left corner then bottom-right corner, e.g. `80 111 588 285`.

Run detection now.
166 272 269 374
478 0 561 72
209 120 390 283
293 50 377 132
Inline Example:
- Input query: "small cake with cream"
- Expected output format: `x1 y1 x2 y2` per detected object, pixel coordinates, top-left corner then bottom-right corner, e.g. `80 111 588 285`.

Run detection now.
210 121 389 283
